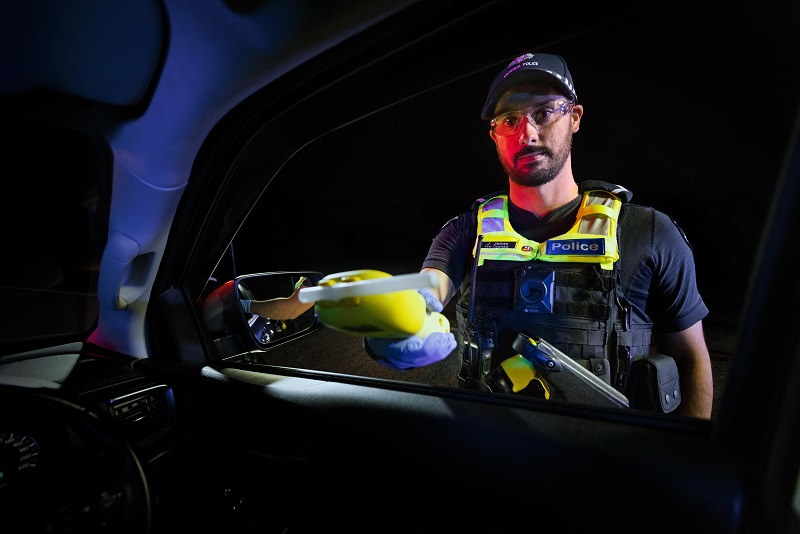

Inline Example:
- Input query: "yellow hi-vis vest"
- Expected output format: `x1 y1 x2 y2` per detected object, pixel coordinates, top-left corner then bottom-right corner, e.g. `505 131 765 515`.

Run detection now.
473 188 624 270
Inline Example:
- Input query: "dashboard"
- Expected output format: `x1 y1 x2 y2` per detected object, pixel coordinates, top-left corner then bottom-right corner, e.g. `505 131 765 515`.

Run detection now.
0 348 176 533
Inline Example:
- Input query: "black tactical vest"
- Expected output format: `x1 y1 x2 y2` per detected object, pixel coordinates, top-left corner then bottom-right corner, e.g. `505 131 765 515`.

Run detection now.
456 181 653 393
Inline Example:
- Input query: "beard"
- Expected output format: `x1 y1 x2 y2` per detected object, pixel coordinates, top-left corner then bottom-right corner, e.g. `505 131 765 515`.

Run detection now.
500 132 572 187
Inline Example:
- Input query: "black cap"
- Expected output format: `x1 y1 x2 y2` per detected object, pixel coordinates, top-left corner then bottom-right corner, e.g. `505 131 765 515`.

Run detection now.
481 52 577 119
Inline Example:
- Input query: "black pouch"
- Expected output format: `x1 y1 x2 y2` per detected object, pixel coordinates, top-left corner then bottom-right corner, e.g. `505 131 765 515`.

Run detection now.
627 354 681 413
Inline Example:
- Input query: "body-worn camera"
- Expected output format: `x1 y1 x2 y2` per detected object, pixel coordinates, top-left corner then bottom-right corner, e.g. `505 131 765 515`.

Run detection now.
513 267 555 313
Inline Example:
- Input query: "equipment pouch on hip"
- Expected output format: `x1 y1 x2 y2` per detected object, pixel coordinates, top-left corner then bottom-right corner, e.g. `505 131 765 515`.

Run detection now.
457 332 492 391
627 354 681 413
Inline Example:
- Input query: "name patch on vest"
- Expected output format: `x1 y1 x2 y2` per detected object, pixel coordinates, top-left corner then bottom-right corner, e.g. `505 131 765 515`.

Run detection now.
482 241 516 249
546 238 605 255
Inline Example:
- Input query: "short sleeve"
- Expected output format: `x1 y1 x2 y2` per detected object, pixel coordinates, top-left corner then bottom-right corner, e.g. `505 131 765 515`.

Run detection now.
647 211 709 333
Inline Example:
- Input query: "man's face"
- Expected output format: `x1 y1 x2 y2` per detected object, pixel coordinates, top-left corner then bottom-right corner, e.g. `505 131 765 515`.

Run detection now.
489 83 582 187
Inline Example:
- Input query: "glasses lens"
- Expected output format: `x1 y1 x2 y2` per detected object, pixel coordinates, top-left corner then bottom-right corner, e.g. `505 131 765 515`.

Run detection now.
492 99 572 136
492 114 524 136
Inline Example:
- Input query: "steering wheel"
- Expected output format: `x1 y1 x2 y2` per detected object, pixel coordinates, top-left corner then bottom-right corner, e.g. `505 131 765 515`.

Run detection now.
0 385 152 533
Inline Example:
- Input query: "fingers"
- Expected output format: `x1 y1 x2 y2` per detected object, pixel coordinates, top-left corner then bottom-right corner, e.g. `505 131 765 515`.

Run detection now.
423 332 457 359
418 288 444 313
364 332 456 370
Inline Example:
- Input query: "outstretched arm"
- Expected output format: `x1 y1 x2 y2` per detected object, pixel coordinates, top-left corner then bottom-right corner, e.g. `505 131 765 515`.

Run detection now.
656 321 714 419
244 284 314 320
421 267 456 308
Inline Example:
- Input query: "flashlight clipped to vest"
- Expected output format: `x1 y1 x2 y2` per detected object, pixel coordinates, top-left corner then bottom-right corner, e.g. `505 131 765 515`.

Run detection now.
297 269 450 339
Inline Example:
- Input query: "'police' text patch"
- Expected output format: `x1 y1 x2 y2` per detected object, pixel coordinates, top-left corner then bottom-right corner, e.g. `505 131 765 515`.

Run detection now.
545 238 605 255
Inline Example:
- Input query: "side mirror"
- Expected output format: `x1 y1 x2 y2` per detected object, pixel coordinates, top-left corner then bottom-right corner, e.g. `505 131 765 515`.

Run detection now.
202 271 323 358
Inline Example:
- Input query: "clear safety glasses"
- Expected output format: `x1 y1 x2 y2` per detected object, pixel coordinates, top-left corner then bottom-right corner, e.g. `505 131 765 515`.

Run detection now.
490 98 574 136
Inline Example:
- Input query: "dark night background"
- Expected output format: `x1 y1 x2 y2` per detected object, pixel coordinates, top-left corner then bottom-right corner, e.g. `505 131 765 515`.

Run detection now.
235 1 800 347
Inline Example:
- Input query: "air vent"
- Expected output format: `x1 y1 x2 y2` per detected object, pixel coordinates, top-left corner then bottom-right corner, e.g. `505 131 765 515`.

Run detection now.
108 385 175 447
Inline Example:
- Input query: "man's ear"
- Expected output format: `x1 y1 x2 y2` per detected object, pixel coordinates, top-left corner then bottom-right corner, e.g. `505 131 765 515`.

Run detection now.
571 104 584 133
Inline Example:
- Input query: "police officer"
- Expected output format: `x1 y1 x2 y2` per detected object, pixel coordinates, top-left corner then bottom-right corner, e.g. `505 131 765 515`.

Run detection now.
364 52 713 420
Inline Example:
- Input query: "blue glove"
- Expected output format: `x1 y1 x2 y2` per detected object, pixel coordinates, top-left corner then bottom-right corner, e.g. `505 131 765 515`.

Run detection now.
363 288 457 370
418 288 444 313
364 332 457 370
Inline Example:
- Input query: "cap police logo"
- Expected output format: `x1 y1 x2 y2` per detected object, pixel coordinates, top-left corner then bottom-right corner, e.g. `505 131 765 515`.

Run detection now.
504 53 537 80
511 53 535 66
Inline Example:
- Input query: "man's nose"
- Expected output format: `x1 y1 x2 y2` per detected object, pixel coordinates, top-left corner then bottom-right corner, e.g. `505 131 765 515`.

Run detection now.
519 118 539 144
